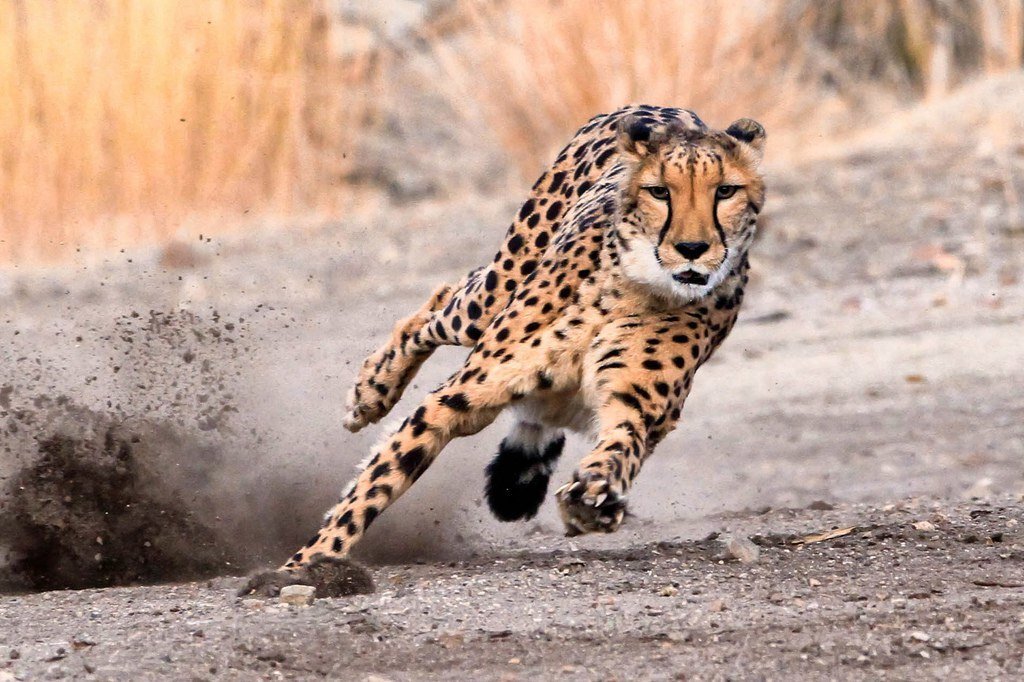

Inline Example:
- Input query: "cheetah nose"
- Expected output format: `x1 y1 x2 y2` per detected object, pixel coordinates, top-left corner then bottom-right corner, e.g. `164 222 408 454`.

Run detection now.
673 241 710 260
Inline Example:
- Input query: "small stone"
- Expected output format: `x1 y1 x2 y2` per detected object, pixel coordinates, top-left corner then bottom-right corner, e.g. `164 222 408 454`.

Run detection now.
809 578 822 587
912 520 936 531
658 585 679 597
708 599 726 612
279 584 316 606
724 535 761 564
909 631 930 642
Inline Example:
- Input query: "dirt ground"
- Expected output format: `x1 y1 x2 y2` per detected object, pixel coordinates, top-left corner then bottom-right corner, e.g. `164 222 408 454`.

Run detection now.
2 101 1024 678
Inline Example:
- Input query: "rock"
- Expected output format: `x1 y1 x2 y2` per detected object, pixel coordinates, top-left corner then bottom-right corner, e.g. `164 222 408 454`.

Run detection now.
659 585 679 597
725 535 761 564
912 520 936 531
279 584 316 606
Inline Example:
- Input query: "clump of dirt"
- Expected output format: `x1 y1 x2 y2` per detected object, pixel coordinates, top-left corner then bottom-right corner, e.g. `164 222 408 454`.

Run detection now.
0 400 245 591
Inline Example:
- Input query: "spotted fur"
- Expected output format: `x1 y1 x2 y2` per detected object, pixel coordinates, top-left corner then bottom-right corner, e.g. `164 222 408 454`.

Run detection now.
242 105 766 592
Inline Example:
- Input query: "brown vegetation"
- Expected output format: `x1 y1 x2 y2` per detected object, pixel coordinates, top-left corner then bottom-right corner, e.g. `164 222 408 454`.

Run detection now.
0 1 376 263
1 0 1021 262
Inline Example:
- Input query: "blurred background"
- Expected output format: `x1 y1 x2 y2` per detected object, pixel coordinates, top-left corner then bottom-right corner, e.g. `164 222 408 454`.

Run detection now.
3 0 1024 262
1 0 1022 590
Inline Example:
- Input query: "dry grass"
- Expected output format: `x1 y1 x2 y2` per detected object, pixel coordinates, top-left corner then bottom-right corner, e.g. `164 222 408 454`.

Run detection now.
0 1 377 264
426 0 1024 176
3 0 1022 264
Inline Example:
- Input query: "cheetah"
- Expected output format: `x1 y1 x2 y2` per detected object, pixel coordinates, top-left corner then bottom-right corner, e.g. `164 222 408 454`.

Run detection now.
241 105 766 596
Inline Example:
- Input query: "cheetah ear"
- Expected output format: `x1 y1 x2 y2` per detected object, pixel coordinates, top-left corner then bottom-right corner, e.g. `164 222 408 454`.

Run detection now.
616 115 678 159
725 118 766 158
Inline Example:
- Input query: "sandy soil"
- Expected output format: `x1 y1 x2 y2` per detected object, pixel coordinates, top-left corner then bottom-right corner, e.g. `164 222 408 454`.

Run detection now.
1 124 1023 678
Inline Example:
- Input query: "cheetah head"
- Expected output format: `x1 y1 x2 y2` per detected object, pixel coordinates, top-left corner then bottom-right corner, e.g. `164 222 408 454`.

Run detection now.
615 114 766 304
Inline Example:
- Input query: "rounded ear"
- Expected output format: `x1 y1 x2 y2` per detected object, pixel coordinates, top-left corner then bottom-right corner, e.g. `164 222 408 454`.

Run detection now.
725 118 766 157
616 115 682 160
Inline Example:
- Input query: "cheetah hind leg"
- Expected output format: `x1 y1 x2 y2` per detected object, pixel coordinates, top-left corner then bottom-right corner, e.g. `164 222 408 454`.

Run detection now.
343 282 453 432
485 421 566 522
238 555 375 598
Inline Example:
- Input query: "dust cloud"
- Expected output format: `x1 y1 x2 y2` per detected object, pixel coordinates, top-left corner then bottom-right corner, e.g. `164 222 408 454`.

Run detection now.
0 297 489 591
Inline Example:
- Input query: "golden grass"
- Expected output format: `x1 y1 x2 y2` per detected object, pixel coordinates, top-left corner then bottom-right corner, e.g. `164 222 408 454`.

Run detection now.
0 1 376 263
426 0 1024 176
3 0 1022 264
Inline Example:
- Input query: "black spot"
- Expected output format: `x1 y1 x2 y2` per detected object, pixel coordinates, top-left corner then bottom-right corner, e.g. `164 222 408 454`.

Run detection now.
370 462 391 480
547 171 566 193
398 446 426 476
598 348 623 363
467 301 482 319
536 371 554 389
558 285 572 299
440 393 471 411
504 279 517 292
495 328 510 342
654 382 670 397
524 322 541 334
451 315 462 331
545 202 563 220
363 507 379 527
518 199 536 221
485 271 498 291
612 391 642 411
336 510 353 528
520 260 537 276
332 537 344 552
642 359 663 370
466 325 482 341
508 235 524 254
535 232 550 248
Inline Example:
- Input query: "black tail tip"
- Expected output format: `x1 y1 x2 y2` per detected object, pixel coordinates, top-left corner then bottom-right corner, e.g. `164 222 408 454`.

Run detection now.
484 435 565 522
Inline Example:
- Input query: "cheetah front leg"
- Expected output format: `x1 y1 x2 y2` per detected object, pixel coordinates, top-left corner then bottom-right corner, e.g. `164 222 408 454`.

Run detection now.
241 367 513 597
556 315 703 535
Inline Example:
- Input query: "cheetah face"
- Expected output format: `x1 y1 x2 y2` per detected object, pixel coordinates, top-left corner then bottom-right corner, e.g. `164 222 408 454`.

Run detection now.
615 116 766 303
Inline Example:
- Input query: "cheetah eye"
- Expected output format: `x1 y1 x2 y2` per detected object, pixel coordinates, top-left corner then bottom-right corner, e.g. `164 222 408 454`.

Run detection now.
715 185 741 200
644 186 670 201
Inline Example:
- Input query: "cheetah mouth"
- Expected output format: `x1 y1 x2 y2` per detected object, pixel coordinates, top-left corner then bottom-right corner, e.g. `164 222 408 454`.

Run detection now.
672 270 709 285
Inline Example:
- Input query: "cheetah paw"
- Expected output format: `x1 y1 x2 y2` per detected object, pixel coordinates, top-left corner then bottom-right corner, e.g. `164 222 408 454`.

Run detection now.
342 383 388 433
555 471 626 536
237 556 375 599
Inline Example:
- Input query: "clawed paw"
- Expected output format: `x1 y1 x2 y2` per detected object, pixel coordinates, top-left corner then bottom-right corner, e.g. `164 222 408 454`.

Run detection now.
555 471 626 536
342 383 388 433
237 556 375 599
